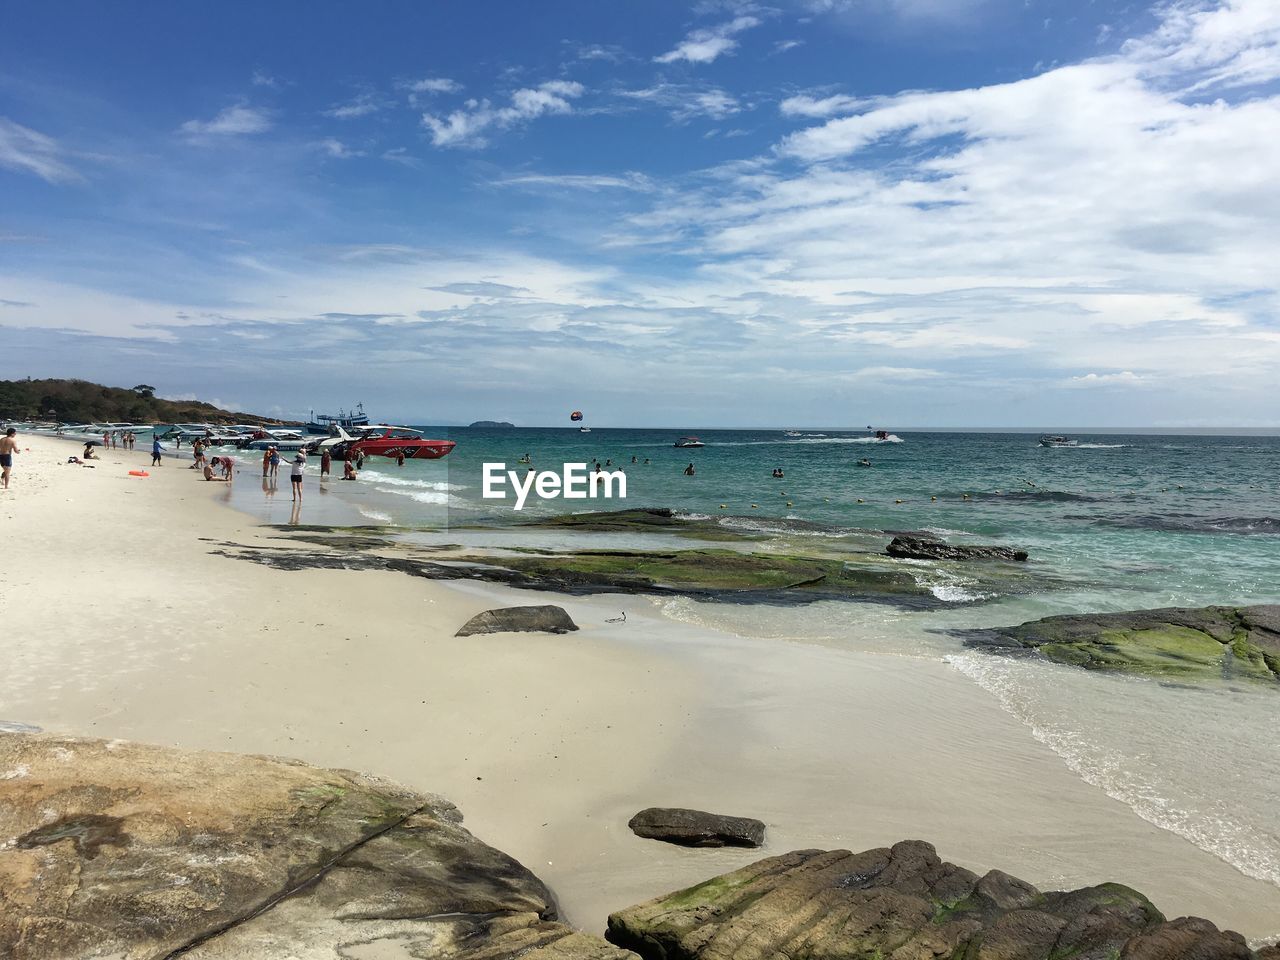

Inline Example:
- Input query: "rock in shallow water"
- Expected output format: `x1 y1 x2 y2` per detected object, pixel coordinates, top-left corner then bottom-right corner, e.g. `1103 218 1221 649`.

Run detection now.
962 604 1280 685
628 807 766 848
606 841 1268 960
886 535 1029 562
0 732 628 960
456 604 580 636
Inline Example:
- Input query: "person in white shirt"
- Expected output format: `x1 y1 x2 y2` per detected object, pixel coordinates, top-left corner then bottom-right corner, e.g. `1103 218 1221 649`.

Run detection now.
290 452 306 501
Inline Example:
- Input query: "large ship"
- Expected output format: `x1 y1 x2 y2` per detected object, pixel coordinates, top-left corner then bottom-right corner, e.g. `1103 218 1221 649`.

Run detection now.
306 403 370 435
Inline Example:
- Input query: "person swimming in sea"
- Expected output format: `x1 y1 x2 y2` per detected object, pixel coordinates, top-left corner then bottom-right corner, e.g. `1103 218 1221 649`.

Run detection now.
684 463 695 476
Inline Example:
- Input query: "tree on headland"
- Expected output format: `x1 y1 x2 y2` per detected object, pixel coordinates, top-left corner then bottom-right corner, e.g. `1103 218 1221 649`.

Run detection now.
0 378 295 425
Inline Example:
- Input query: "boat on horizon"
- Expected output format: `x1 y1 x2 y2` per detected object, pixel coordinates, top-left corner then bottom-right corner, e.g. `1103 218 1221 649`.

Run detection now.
1039 435 1079 447
865 428 902 443
674 436 705 448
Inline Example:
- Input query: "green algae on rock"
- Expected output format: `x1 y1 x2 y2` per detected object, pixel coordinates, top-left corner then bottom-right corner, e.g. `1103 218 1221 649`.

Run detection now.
606 841 1271 960
962 604 1280 686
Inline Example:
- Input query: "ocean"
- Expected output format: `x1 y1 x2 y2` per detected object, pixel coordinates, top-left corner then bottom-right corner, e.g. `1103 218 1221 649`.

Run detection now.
217 427 1280 899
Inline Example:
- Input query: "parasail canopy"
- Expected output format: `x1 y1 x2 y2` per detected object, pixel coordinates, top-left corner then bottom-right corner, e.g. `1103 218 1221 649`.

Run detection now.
570 410 584 421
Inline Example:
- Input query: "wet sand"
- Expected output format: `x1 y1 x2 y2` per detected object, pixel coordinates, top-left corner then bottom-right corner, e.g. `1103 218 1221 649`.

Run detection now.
2 435 1278 944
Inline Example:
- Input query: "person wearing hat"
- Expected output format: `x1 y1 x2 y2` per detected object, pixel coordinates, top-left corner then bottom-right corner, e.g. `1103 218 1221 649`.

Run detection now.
289 450 307 501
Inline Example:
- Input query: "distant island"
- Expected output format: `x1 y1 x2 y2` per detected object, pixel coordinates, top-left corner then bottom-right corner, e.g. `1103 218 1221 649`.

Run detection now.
0 378 296 425
468 420 516 428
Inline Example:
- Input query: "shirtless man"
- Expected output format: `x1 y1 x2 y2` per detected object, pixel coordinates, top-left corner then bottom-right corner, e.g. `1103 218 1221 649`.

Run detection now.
0 427 18 489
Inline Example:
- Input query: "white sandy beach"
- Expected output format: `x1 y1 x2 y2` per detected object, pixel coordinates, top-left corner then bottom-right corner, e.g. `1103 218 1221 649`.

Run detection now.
2 434 1279 944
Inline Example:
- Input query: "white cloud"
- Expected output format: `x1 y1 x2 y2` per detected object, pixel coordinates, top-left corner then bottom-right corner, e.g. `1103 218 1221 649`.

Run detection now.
773 39 804 54
251 70 282 89
848 365 944 380
0 117 80 183
421 80 584 148
180 105 272 138
323 93 386 119
1066 371 1149 387
1125 0 1280 90
655 15 761 64
573 43 627 62
620 83 741 122
613 0 1280 393
405 77 462 94
493 171 654 191
779 93 870 118
313 138 362 159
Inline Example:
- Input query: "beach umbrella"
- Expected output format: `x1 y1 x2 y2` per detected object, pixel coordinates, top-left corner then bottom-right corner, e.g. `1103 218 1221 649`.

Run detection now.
84 439 102 446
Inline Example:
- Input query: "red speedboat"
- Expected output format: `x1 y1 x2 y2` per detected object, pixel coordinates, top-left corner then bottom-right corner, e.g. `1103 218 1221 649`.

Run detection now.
343 425 455 460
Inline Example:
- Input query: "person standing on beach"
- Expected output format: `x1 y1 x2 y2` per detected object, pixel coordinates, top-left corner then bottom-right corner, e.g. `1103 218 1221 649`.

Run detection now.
320 449 331 479
151 436 163 466
262 448 271 477
269 446 281 479
0 427 19 489
289 452 306 500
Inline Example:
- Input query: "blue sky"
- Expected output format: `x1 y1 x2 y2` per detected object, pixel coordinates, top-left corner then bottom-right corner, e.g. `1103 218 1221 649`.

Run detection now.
2 0 1278 427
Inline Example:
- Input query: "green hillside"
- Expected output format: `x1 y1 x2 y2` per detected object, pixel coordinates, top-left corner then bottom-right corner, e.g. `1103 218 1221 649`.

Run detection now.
0 379 294 425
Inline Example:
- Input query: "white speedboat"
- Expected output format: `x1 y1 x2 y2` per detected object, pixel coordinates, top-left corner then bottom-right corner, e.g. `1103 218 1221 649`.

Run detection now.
673 436 705 448
1039 435 1078 447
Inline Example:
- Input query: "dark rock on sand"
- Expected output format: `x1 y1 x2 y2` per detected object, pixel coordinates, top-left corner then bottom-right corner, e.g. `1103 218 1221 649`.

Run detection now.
606 840 1268 960
962 604 1280 685
628 807 765 848
456 604 579 636
0 732 629 960
886 535 1029 562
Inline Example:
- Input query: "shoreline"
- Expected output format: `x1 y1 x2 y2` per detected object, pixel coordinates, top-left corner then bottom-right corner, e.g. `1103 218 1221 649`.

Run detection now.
2 436 1279 943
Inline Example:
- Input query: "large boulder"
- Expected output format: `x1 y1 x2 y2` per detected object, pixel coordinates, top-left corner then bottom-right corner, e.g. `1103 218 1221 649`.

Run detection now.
456 604 580 636
961 605 1280 685
628 807 765 848
606 841 1267 960
886 535 1029 562
0 732 631 960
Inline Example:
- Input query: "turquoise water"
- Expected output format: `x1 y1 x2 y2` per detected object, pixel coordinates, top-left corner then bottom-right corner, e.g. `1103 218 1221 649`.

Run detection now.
218 427 1280 904
237 427 1280 612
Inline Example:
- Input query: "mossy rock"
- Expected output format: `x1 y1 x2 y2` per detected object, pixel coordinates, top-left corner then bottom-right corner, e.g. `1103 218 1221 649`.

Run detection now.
962 605 1280 687
512 508 762 542
605 841 1264 960
462 548 932 602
